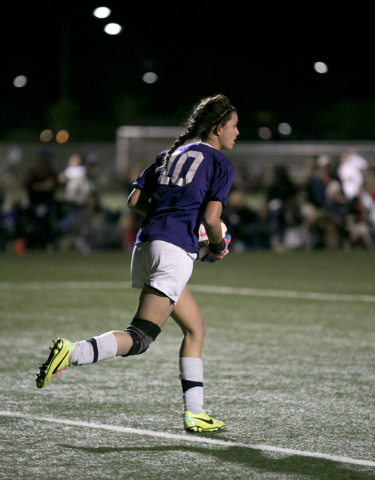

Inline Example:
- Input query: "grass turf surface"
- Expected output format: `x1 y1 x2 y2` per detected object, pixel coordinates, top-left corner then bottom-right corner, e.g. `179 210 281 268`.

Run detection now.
1 250 375 479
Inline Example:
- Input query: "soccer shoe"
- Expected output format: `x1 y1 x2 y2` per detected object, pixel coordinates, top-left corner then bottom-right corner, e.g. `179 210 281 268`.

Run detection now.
36 338 75 389
183 410 226 432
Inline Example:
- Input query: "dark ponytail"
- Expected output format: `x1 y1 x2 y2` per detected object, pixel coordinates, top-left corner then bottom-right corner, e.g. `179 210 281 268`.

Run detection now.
158 94 236 175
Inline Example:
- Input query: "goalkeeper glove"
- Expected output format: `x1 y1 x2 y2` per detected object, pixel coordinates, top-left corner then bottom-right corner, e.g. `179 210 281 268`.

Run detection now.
201 234 231 263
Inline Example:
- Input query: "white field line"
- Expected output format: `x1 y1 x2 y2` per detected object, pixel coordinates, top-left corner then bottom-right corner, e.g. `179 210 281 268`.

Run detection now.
0 281 375 303
0 411 374 468
189 285 375 303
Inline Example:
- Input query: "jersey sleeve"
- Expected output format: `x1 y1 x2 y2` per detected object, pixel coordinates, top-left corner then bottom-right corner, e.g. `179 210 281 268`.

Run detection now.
133 159 162 197
207 159 235 207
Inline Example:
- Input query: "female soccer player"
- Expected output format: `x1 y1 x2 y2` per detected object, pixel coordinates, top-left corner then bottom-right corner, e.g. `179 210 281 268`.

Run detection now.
36 94 239 432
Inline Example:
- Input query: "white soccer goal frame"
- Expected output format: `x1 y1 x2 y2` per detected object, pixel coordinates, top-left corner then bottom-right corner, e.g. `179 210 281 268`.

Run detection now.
116 126 182 174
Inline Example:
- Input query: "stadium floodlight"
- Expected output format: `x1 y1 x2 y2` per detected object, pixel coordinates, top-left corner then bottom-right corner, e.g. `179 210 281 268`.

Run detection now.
56 130 69 144
93 7 111 19
314 62 328 74
142 72 158 84
13 75 27 88
40 130 53 142
104 23 122 35
258 126 272 140
278 122 292 136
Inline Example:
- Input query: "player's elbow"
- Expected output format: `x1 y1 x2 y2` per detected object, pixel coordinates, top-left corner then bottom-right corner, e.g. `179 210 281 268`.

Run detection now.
203 200 223 227
127 188 141 210
127 196 136 210
203 211 220 229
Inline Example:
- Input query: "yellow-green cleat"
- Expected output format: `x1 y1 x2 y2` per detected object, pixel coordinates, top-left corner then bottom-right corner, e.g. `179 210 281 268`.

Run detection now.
36 338 75 389
183 410 226 432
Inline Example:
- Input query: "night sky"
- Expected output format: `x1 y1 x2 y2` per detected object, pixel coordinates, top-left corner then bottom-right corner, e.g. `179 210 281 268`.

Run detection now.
2 2 375 141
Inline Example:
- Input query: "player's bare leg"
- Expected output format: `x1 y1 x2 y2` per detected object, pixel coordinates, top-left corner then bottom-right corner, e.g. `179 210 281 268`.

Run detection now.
171 286 206 358
37 285 174 387
114 284 175 356
171 286 225 431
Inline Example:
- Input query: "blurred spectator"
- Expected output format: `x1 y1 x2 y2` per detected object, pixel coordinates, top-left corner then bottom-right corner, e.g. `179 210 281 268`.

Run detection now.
24 149 57 205
0 189 7 251
282 189 310 251
371 182 375 201
84 154 101 194
362 187 375 235
221 189 269 251
266 165 298 252
57 153 102 237
338 149 368 203
72 192 123 253
336 149 374 249
58 153 91 206
305 156 331 209
23 149 59 249
304 156 348 250
345 191 374 250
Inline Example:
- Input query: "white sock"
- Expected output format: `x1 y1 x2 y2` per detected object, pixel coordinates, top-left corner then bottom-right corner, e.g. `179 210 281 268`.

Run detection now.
70 332 118 366
179 357 204 414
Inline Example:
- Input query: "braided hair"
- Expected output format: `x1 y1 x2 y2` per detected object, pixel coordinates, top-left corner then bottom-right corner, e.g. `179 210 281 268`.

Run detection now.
158 94 236 176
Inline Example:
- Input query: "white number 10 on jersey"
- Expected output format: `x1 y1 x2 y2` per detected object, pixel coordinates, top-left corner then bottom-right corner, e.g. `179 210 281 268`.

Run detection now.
159 151 204 186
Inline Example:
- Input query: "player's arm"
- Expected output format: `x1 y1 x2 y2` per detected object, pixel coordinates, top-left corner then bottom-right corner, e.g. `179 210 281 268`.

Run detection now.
202 200 224 243
202 200 231 263
127 187 150 216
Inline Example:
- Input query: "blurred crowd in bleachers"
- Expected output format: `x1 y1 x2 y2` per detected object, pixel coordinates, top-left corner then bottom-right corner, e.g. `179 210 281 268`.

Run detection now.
225 148 375 252
0 149 125 253
1 147 375 254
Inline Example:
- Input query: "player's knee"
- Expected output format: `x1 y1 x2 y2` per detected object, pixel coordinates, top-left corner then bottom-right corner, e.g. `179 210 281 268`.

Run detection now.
122 318 161 357
183 320 206 342
198 321 206 340
202 321 207 337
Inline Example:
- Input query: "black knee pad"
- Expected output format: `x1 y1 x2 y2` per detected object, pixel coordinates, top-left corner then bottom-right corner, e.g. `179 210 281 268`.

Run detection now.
122 318 161 357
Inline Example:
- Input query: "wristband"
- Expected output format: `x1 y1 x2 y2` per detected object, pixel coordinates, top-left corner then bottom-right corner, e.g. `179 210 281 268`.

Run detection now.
208 240 226 254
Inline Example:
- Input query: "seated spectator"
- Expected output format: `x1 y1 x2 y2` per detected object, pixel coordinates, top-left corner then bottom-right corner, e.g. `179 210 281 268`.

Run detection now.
72 193 123 253
221 190 269 251
361 186 375 238
345 192 374 250
23 149 59 249
304 157 348 250
267 165 298 252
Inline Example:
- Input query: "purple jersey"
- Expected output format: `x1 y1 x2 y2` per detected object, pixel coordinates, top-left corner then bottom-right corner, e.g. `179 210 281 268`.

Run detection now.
133 142 235 253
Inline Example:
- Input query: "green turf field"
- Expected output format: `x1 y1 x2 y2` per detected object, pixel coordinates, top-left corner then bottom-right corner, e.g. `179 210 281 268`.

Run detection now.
1 251 375 479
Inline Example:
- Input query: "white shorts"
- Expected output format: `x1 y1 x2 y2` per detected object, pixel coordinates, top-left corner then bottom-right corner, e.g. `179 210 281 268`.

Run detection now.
131 240 197 304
